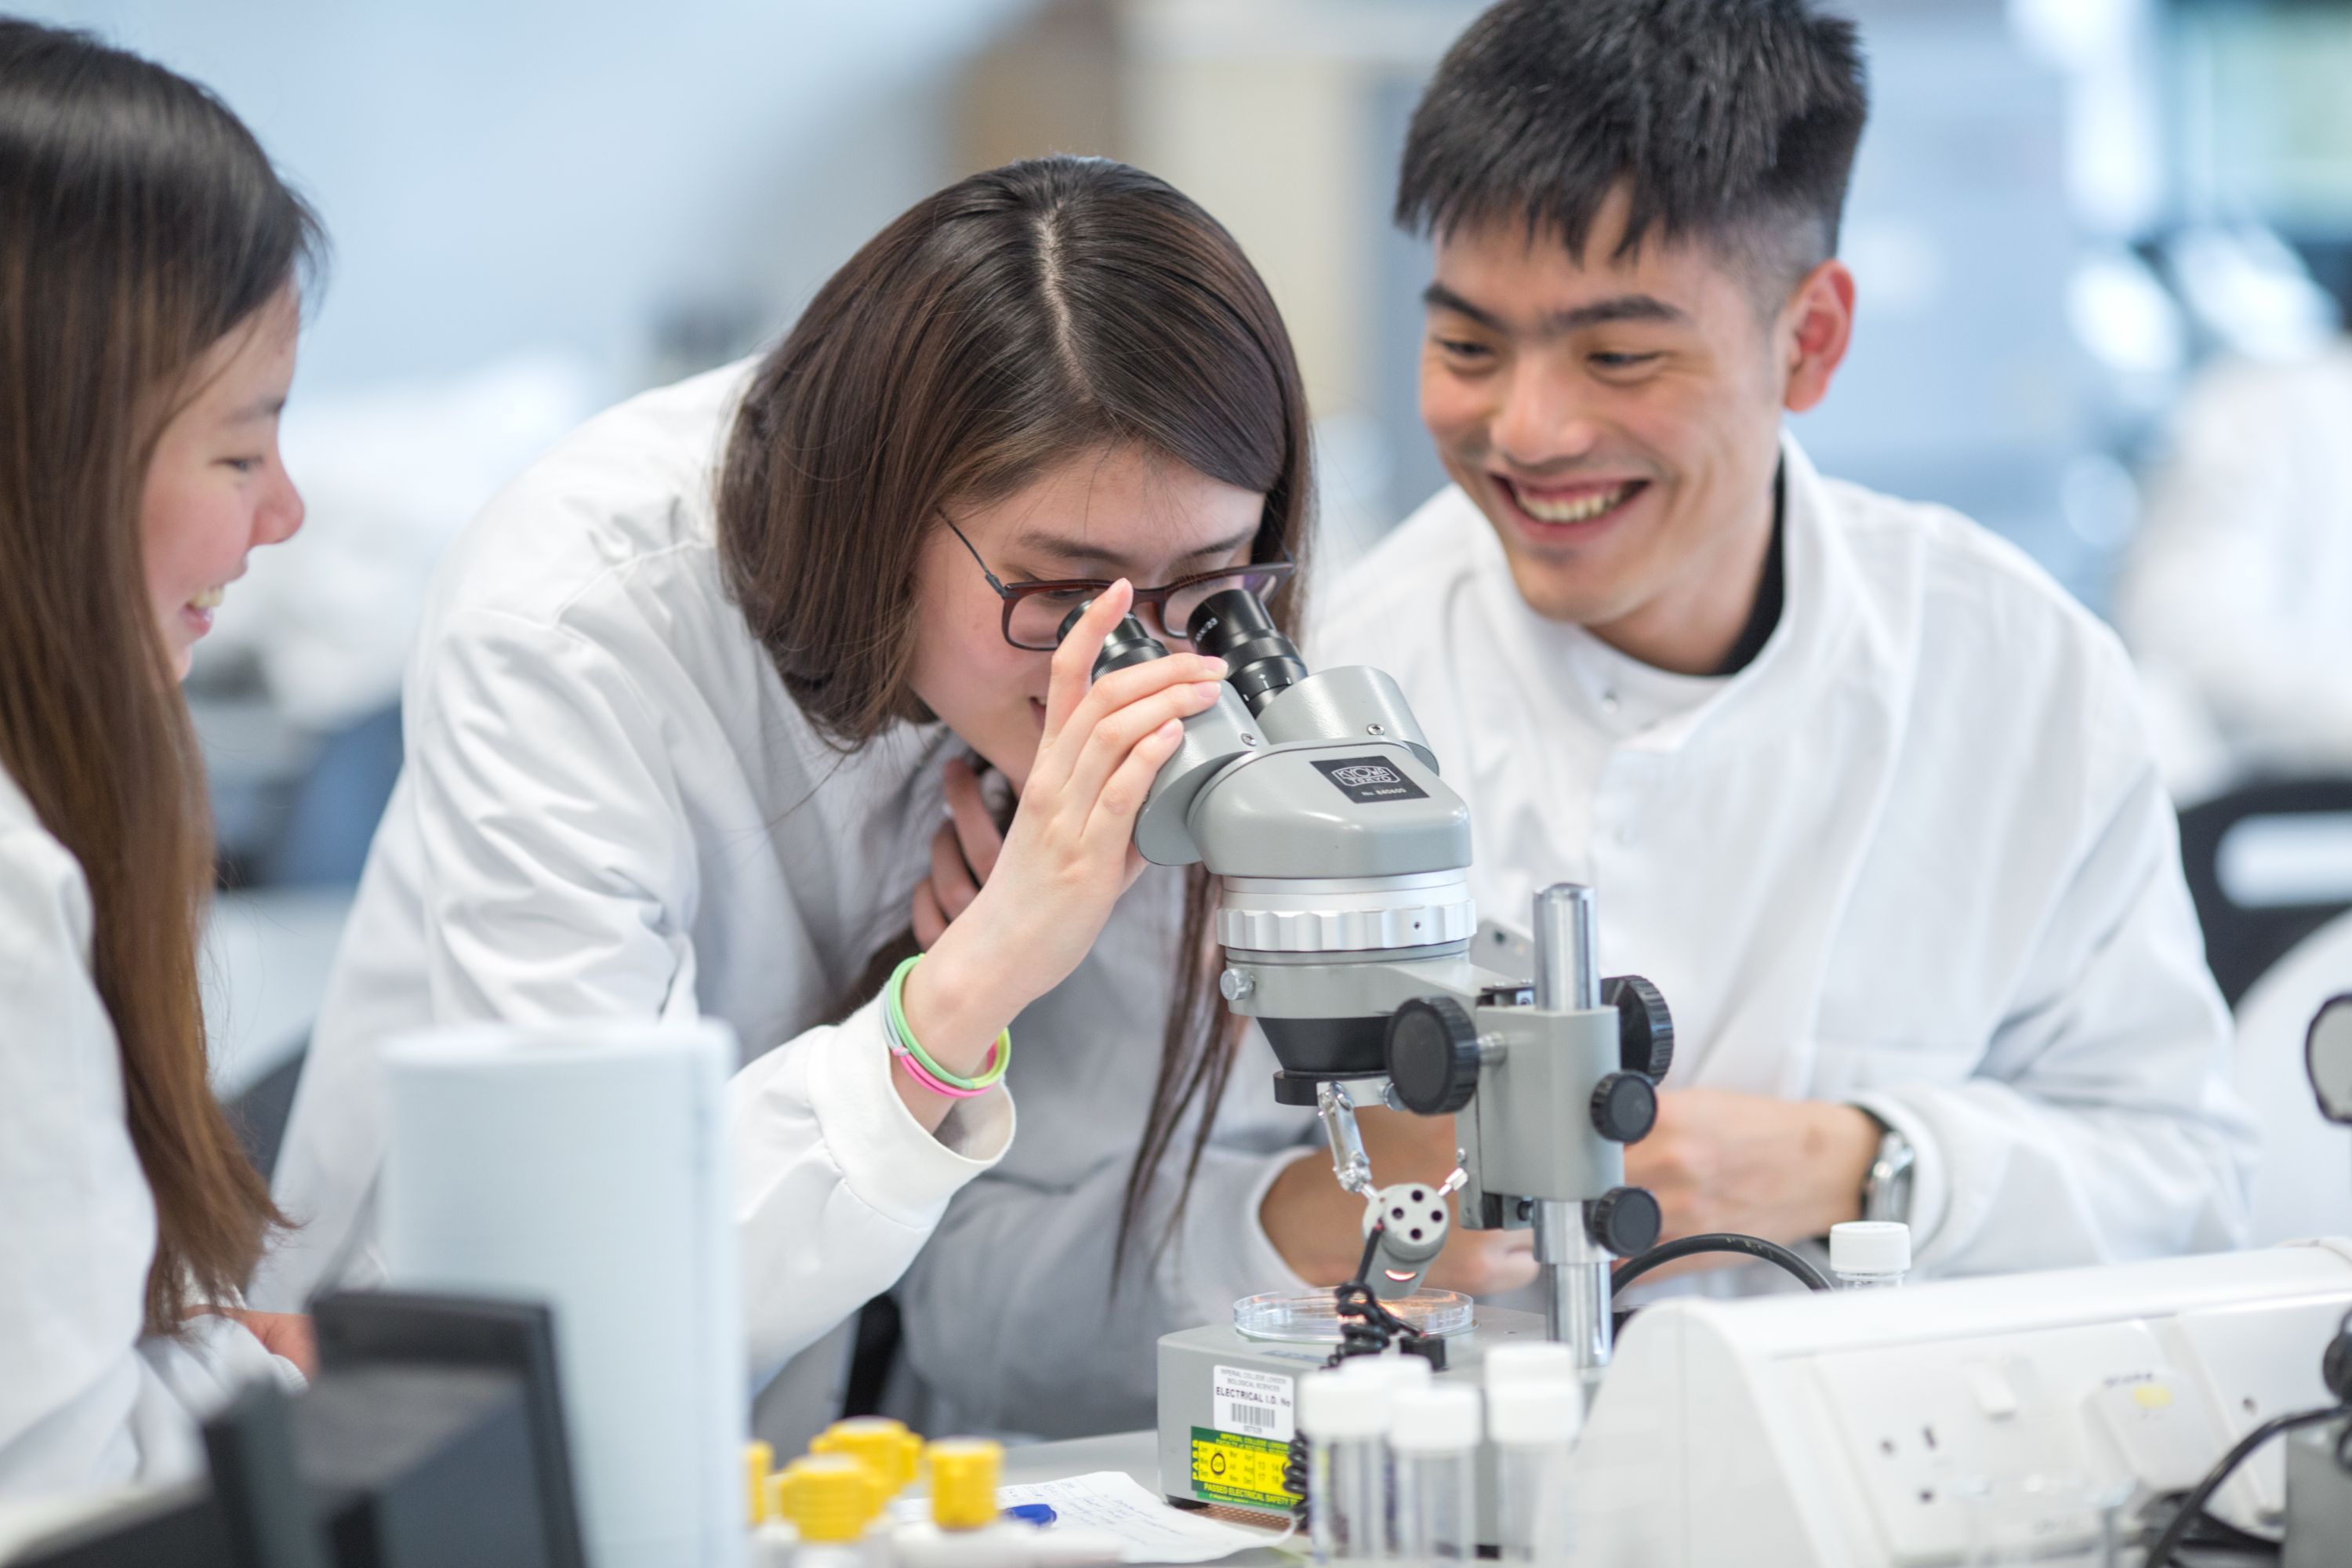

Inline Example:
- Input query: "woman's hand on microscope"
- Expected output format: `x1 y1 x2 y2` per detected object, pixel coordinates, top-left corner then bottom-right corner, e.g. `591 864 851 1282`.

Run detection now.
897 583 1227 1128
1259 1105 1536 1293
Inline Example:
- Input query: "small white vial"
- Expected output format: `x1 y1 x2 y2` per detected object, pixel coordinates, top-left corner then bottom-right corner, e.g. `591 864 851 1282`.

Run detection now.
1388 1385 1481 1562
1301 1367 1392 1563
1830 1221 1911 1290
1487 1379 1581 1563
1481 1341 1579 1388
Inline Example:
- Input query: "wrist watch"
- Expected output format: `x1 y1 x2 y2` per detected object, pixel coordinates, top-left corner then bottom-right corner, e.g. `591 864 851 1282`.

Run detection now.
1857 1110 1915 1225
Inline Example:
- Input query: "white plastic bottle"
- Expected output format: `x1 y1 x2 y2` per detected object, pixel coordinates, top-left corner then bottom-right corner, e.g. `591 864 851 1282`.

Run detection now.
1388 1385 1481 1562
889 1437 1125 1568
1301 1366 1393 1563
1829 1221 1911 1290
1487 1378 1581 1563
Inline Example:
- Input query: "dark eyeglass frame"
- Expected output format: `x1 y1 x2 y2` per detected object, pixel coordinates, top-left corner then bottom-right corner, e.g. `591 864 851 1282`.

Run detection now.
942 515 1297 651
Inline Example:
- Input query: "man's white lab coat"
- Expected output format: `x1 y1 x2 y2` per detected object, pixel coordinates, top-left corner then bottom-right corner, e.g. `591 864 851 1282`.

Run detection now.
1312 439 2256 1276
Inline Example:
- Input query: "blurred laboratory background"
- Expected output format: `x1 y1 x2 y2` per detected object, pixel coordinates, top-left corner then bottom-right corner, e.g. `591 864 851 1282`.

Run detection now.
24 0 2352 1235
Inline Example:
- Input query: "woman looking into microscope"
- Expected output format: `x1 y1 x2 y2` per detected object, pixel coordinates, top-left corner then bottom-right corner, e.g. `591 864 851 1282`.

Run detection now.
262 157 1515 1439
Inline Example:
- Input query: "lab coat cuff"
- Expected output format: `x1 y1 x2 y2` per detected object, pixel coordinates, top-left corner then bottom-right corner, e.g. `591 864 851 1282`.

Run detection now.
1235 1148 1319 1298
1849 1091 1952 1269
804 996 1015 1228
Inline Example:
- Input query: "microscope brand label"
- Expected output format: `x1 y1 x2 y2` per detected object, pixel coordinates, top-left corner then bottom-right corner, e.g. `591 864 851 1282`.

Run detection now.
1189 1427 1297 1509
1310 754 1429 804
1210 1363 1295 1441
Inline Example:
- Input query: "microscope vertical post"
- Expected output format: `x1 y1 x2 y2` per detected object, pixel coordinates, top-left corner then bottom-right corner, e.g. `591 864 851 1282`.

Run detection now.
1532 885 1613 1374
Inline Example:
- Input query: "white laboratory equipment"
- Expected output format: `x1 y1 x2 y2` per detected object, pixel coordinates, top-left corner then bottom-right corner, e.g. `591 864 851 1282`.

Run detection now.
1570 1239 2352 1565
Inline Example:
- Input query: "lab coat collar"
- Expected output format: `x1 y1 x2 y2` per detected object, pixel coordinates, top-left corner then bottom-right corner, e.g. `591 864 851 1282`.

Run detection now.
1468 430 1873 760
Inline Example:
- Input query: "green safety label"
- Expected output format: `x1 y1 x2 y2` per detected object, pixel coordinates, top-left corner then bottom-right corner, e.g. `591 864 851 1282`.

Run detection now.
1187 1425 1297 1510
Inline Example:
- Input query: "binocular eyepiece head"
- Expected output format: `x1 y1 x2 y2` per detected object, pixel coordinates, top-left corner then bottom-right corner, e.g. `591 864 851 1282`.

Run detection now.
1053 587 1305 715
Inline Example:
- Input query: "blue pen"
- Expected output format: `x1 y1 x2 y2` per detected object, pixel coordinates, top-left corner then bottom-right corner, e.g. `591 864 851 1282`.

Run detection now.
1004 1504 1058 1527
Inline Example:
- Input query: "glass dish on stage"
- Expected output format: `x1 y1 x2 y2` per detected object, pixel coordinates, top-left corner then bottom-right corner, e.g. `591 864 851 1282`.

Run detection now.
1232 1290 1474 1343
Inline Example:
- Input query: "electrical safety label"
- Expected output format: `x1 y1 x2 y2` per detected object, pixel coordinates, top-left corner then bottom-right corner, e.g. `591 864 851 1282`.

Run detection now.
1210 1363 1295 1441
1189 1427 1297 1509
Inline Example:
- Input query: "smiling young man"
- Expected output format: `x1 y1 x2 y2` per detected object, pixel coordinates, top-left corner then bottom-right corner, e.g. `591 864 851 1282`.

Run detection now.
1304 0 2256 1287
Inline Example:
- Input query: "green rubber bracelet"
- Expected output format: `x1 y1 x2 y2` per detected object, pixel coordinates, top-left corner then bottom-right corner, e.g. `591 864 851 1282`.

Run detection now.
884 955 1011 1092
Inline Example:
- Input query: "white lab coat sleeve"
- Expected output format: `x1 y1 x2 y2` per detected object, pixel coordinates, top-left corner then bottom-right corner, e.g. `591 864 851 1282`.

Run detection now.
1850 731 2257 1276
892 1134 1314 1438
731 993 1011 1375
0 823 294 1499
398 607 1010 1370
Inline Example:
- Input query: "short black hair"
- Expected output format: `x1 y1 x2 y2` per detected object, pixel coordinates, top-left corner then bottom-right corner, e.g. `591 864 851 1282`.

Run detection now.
1397 0 1868 290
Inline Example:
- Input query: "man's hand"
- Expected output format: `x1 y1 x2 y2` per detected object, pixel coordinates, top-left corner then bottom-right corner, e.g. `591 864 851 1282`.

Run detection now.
1258 1104 1534 1294
1627 1088 1881 1253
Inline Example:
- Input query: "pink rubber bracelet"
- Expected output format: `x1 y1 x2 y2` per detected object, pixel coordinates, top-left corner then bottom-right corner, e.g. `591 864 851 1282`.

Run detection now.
890 1044 992 1100
884 1008 1000 1100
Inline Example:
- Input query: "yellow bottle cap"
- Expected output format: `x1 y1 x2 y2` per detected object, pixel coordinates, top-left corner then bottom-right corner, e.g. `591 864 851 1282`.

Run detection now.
811 1416 924 1494
926 1437 1004 1531
774 1455 883 1544
745 1441 775 1526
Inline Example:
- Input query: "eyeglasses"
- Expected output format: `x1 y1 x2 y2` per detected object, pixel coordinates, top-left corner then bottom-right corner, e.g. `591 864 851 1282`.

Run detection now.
943 516 1297 651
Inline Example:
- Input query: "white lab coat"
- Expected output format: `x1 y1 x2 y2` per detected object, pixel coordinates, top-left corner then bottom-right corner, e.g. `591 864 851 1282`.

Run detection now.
256 361 1313 1441
0 767 301 1499
2117 344 2352 802
1312 438 2257 1279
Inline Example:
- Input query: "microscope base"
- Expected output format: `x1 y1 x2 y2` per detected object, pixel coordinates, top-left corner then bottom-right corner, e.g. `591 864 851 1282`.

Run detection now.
1152 1304 1548 1530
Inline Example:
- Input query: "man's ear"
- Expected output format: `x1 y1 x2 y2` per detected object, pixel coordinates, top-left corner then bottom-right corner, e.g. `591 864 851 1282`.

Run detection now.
1780 258 1855 416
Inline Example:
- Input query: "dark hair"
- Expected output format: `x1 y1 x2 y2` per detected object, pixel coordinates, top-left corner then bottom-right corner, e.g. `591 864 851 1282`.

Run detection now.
0 20 323 1335
717 156 1313 1277
1396 0 1868 289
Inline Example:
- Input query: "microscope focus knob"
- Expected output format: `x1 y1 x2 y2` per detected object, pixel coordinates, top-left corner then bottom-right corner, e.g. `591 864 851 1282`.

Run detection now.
1589 1072 1659 1143
1587 1186 1662 1257
1605 975 1675 1080
1385 996 1482 1116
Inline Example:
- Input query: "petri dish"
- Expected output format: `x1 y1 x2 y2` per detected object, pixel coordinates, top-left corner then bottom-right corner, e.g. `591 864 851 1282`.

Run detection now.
1233 1290 1475 1343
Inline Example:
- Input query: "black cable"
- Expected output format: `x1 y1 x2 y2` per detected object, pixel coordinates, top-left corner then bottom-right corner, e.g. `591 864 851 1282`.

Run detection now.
1283 1224 1439 1520
2143 1404 2352 1568
1610 1232 1835 1295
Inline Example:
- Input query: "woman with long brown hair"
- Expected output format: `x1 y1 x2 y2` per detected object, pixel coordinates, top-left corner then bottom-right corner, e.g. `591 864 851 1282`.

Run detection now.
260 155 1449 1439
0 21 321 1491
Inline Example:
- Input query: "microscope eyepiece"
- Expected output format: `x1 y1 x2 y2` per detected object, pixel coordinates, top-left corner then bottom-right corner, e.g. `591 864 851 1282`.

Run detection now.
1055 602 1171 679
1184 587 1305 715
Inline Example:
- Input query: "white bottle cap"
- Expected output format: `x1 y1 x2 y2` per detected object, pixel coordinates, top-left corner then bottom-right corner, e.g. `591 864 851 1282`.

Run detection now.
1829 1221 1911 1277
1341 1352 1434 1395
1486 1378 1583 1446
1481 1341 1579 1388
1388 1385 1483 1454
1300 1367 1392 1439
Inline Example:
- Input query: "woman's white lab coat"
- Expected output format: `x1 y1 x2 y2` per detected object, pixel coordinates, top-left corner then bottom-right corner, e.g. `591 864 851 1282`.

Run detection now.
255 362 1317 1439
0 768 299 1498
1314 438 2258 1277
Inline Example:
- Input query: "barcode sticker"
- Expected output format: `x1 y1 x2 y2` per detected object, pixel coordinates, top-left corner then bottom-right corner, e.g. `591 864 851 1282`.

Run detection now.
1211 1363 1294 1443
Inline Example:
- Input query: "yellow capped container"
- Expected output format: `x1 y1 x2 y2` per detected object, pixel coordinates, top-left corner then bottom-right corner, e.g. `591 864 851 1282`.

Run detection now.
924 1437 1004 1531
745 1440 775 1526
774 1455 884 1544
810 1416 924 1495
